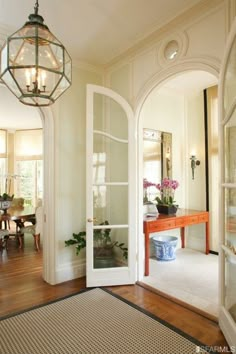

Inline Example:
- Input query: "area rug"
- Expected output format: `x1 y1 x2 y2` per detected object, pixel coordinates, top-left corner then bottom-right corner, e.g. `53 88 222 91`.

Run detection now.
0 288 212 354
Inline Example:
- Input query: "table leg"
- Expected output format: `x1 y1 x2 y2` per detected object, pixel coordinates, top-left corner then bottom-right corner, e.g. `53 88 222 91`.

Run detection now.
17 234 23 249
144 231 150 276
206 221 209 254
181 227 185 248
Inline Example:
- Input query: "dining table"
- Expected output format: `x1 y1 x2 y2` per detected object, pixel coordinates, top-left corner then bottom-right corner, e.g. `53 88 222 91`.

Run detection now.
0 205 36 248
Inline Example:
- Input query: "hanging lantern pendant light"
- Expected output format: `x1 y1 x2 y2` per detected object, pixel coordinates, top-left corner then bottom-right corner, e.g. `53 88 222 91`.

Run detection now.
0 0 72 107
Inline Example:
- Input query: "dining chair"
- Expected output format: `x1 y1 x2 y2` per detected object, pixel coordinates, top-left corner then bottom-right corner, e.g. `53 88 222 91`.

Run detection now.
20 206 43 251
0 229 10 251
8 197 25 232
0 212 11 230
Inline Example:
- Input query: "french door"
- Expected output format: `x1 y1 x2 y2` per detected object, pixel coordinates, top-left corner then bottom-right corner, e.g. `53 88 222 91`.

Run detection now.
219 18 236 348
86 84 136 287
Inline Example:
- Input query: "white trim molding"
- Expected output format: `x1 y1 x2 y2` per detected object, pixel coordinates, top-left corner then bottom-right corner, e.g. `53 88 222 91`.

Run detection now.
134 58 220 281
55 259 86 284
157 31 189 67
39 107 56 285
72 59 104 75
134 56 220 113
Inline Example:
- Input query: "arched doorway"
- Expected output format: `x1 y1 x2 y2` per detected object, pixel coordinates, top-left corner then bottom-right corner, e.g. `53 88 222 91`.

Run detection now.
0 84 55 285
136 65 219 318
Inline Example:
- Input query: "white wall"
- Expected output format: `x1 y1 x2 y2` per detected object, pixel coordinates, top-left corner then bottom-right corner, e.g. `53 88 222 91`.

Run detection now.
184 91 207 252
48 1 229 283
140 87 186 210
53 1 228 282
140 87 207 252
105 1 226 267
53 66 103 283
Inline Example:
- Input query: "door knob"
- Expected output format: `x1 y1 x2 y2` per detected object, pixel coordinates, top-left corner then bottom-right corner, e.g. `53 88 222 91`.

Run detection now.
87 217 97 223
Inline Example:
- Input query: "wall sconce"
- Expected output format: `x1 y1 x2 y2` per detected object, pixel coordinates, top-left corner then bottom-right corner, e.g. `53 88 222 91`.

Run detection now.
190 155 200 180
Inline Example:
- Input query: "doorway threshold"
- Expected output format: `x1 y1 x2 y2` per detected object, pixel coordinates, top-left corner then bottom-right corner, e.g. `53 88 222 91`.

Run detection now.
137 281 218 323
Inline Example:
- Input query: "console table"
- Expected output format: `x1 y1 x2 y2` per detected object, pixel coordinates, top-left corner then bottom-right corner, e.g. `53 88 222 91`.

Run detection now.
143 209 209 276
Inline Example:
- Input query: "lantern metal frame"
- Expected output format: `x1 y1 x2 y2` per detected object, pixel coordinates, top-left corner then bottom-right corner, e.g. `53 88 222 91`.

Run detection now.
0 0 72 106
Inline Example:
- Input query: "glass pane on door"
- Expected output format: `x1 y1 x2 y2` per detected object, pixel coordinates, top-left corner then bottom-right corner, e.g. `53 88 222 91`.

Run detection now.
224 107 236 183
93 185 128 225
94 93 128 140
223 34 236 112
224 258 236 321
86 85 136 287
93 133 128 183
93 227 128 269
223 188 236 320
224 188 236 252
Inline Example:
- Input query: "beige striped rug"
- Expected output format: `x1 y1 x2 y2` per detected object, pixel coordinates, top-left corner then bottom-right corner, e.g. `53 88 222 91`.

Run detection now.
0 288 210 353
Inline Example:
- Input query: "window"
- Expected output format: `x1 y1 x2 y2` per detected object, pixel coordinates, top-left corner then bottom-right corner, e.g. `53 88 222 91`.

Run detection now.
0 130 7 195
15 129 43 206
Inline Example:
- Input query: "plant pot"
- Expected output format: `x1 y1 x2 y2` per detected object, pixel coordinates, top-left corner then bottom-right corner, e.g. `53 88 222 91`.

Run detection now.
93 246 116 268
94 256 116 269
152 235 178 261
156 204 177 215
0 198 13 214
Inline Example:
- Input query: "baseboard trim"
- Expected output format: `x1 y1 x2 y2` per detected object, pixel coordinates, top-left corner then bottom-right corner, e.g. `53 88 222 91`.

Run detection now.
137 281 218 323
209 250 219 255
55 259 86 284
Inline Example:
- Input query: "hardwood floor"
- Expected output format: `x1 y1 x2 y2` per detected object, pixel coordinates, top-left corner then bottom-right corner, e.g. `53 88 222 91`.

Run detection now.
0 235 229 351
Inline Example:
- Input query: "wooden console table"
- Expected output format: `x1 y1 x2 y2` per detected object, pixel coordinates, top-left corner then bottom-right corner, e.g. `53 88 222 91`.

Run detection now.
143 209 209 276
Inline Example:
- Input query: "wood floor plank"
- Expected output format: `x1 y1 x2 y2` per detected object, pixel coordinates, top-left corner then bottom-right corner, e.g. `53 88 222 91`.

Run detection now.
0 237 229 351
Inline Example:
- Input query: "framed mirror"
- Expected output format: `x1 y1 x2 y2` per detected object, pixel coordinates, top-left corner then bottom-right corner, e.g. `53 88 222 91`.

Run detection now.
143 128 172 203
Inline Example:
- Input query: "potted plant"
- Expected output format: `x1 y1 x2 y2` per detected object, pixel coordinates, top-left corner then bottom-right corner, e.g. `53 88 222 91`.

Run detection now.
65 220 128 268
155 178 179 215
0 193 14 214
143 178 156 203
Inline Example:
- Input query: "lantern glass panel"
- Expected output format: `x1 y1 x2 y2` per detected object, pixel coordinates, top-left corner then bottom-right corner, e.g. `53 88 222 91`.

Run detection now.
1 44 8 74
10 67 61 95
9 38 36 66
51 76 70 100
1 70 22 97
64 51 72 81
13 25 36 38
38 42 63 71
20 95 53 106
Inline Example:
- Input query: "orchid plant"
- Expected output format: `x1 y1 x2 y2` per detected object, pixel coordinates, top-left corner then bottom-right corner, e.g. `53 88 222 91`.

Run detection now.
143 178 156 203
155 178 179 206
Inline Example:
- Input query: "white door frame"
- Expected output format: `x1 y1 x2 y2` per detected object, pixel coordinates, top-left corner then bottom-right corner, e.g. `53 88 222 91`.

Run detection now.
218 17 236 348
134 60 220 281
38 59 221 286
86 84 137 287
39 107 56 285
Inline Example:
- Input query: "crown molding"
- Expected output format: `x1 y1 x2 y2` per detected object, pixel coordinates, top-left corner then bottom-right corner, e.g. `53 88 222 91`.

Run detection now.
72 58 104 75
226 0 236 33
105 0 225 71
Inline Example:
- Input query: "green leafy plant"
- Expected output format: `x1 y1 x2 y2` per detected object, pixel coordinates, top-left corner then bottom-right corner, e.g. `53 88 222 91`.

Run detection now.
64 231 86 255
0 193 14 200
65 220 128 260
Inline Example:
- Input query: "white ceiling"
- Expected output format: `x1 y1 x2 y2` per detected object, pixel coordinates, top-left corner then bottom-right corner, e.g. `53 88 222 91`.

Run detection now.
158 71 218 95
0 0 202 65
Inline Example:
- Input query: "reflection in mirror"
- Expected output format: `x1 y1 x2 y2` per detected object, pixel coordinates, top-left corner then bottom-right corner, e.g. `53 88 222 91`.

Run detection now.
143 128 172 203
